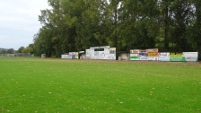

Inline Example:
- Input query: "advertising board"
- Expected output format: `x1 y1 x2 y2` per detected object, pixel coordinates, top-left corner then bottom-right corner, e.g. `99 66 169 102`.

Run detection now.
86 49 91 59
139 50 148 60
86 46 116 60
158 52 170 61
109 48 116 59
61 52 78 59
61 54 68 59
69 52 79 59
183 52 198 62
130 49 140 60
130 49 158 61
170 53 186 62
147 49 158 61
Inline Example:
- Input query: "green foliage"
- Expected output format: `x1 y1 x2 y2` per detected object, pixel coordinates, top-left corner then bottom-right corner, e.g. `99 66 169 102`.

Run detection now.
6 48 15 54
0 48 15 54
18 44 34 54
0 58 201 112
33 0 201 59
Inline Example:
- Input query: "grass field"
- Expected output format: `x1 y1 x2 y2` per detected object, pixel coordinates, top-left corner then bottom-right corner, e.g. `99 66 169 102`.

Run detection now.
0 57 201 113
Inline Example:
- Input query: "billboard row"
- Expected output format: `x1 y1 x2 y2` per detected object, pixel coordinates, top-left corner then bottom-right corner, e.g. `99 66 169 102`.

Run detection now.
130 49 198 62
130 49 158 61
159 52 198 62
61 47 198 62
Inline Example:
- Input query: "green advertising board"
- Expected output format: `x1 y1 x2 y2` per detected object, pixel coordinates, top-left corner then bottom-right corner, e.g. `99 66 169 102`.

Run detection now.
130 54 139 60
170 53 186 62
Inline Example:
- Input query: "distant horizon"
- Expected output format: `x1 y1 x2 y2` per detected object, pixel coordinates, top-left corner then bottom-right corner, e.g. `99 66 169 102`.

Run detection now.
0 47 24 50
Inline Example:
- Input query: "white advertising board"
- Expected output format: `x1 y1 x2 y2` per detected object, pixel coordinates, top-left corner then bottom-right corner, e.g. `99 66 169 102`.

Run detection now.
158 52 170 61
61 52 78 59
86 49 91 59
183 52 198 62
61 54 70 59
86 46 116 60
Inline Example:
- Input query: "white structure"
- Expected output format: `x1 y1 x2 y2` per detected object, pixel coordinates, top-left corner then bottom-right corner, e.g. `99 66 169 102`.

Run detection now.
61 52 79 59
158 52 170 61
183 52 198 62
86 46 116 60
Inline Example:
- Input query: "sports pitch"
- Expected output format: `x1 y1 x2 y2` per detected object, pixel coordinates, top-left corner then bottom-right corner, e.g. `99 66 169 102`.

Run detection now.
0 57 201 112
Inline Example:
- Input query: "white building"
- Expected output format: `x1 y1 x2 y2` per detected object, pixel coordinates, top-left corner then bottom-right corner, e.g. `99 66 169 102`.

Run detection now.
86 46 116 60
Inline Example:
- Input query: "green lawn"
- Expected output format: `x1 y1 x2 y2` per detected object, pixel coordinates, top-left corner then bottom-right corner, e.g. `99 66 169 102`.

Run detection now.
0 57 201 113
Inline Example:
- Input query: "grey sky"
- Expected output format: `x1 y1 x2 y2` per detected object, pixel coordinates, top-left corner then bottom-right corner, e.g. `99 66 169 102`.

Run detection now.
0 0 49 50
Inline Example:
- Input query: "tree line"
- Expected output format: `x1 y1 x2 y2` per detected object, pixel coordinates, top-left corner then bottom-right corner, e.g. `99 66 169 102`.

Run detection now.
0 44 33 54
33 0 201 59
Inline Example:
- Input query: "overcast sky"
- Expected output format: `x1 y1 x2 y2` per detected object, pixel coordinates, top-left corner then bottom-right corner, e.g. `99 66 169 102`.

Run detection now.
0 0 49 50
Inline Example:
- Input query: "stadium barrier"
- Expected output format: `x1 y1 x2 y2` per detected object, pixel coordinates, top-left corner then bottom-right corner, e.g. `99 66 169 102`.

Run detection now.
130 49 198 62
60 47 198 62
61 52 79 59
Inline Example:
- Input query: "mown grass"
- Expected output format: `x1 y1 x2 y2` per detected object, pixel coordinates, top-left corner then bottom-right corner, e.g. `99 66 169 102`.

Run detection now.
0 57 201 113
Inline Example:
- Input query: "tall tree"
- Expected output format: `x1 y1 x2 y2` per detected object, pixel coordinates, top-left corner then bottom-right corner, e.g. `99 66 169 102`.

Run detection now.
75 0 104 50
159 0 173 51
33 0 200 59
170 0 193 52
118 0 159 50
190 0 201 59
